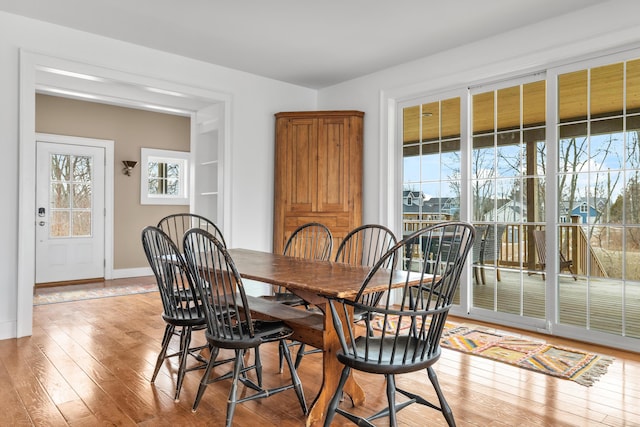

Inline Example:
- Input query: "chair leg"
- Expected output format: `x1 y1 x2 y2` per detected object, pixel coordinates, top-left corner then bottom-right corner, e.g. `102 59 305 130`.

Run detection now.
427 367 456 427
192 346 220 412
279 340 301 373
294 343 306 369
151 324 174 383
280 340 308 415
225 350 244 427
386 374 398 427
323 365 351 427
174 326 193 402
254 346 263 387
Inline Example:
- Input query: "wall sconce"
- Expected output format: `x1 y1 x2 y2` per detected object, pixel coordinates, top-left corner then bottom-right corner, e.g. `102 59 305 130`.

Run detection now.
122 160 138 176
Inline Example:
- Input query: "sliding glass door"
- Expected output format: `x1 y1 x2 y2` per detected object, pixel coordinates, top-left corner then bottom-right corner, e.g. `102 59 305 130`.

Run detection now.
469 77 547 324
401 93 463 301
552 58 640 341
399 49 640 349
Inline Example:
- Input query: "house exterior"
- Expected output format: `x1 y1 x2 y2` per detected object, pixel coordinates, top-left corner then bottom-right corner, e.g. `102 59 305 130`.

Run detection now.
481 199 604 224
559 200 605 224
481 199 524 223
402 190 459 233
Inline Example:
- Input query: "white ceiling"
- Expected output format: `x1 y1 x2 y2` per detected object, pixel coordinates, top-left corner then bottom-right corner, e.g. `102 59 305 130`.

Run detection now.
0 0 609 89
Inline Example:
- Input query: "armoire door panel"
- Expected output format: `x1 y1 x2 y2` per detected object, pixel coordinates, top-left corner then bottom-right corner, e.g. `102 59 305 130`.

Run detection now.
287 119 317 211
317 118 349 212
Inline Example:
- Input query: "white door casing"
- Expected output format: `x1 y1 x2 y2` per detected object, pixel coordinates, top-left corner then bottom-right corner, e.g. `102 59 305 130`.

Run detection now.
18 52 231 338
36 140 106 283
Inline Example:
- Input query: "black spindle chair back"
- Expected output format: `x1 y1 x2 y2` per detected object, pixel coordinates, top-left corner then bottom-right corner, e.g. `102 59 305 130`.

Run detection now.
324 221 475 427
158 213 225 252
283 222 333 260
334 224 398 333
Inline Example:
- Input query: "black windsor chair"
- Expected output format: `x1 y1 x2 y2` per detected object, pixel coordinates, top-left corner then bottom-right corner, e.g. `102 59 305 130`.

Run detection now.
479 223 507 283
323 222 475 427
532 229 577 280
471 224 487 285
141 226 211 402
334 224 398 335
183 228 308 426
264 222 333 306
261 222 333 371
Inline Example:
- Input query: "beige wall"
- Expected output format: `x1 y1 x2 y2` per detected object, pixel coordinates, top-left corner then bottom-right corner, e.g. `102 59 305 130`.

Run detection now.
35 94 190 271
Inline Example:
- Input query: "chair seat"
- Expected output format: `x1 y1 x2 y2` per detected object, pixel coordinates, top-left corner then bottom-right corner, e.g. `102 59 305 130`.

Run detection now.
162 306 206 327
254 320 295 342
206 320 294 350
337 336 439 375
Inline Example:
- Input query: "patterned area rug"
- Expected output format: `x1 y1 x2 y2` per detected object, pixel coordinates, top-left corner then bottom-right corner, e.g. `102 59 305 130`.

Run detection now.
373 317 613 386
33 283 158 305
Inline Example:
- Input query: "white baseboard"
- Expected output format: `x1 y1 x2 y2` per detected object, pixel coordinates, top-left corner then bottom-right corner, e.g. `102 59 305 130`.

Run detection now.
0 320 17 341
112 267 153 279
114 270 271 297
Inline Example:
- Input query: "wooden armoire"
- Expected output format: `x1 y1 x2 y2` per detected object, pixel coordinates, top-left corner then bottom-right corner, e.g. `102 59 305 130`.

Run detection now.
273 110 364 256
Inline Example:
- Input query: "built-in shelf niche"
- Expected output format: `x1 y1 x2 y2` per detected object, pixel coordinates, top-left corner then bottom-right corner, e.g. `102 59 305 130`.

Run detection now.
193 104 223 224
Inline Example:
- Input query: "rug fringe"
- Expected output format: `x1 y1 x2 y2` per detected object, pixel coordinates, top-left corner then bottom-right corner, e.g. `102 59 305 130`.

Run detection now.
571 356 615 386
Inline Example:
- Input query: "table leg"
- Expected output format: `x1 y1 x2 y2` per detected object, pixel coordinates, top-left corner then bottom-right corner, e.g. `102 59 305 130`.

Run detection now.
305 302 364 427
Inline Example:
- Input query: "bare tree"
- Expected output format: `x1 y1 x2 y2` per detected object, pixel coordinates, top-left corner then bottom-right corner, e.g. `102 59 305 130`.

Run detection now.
558 136 588 215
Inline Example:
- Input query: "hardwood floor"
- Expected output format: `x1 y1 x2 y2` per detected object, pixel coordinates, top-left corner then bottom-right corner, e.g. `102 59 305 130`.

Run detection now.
3 282 639 426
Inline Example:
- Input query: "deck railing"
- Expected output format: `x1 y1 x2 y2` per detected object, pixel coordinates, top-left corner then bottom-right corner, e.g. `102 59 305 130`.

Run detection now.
402 218 607 277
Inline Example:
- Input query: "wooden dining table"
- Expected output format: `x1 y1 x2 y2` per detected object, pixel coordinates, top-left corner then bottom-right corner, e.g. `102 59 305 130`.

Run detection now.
226 248 420 427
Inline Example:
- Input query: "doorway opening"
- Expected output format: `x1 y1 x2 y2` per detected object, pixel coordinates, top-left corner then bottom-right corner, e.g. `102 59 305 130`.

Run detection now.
18 51 231 337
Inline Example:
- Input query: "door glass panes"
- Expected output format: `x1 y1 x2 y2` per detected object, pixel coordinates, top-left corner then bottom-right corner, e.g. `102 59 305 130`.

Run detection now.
402 97 461 293
471 79 546 319
557 59 640 339
49 154 93 237
402 97 461 234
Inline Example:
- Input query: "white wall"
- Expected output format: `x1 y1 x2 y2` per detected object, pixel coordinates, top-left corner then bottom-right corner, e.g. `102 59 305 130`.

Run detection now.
317 1 640 230
0 11 316 339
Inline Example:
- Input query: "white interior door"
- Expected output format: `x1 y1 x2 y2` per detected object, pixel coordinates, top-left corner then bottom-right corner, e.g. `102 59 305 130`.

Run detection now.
36 141 105 283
